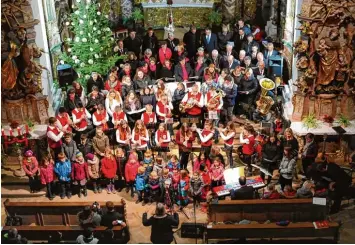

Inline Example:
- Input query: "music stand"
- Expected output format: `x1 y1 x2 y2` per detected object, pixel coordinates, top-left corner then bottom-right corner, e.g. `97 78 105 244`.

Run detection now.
181 118 199 124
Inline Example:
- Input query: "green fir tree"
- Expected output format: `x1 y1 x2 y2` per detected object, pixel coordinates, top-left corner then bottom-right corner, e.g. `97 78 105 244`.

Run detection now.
61 0 121 85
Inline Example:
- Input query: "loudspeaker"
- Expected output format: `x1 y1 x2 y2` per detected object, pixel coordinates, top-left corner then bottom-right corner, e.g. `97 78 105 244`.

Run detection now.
180 222 205 238
57 64 78 88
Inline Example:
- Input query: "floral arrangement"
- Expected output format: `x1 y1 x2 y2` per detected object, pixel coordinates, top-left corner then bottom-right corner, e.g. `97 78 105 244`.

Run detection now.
302 113 319 129
323 115 334 124
10 120 19 129
336 114 350 128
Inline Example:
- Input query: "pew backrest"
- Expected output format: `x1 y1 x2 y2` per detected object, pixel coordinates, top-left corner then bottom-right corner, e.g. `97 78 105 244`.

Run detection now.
3 199 127 226
2 225 125 243
204 222 340 243
208 199 328 223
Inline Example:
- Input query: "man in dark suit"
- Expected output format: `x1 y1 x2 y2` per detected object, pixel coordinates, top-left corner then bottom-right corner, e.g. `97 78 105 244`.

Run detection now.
165 32 180 64
207 50 224 70
174 56 193 82
230 176 254 200
263 42 279 66
183 25 200 60
142 27 159 56
225 55 240 71
114 40 128 67
233 29 247 54
123 30 142 58
201 27 218 55
241 34 259 55
221 42 238 59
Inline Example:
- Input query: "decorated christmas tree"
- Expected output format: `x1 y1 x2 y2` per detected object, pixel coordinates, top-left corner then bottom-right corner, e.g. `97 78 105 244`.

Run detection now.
61 0 119 85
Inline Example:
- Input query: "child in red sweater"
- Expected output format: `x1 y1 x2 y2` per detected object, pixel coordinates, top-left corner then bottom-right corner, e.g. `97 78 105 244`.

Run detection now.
262 184 281 199
40 154 55 200
125 153 140 198
71 151 89 198
101 149 117 194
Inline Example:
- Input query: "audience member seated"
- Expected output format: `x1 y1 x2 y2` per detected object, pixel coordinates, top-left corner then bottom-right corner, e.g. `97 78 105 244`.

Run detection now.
78 205 102 228
101 201 126 228
296 180 314 198
98 228 126 244
230 176 254 200
280 185 297 199
76 227 99 244
47 231 64 244
3 228 27 244
262 184 280 199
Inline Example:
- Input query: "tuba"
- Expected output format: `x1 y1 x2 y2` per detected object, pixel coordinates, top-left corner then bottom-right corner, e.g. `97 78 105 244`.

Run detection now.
179 96 196 113
257 78 275 115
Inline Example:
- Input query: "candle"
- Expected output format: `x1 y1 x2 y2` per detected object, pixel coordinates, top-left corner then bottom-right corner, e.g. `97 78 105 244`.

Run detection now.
1 129 4 137
9 128 13 137
25 125 29 134
17 127 21 136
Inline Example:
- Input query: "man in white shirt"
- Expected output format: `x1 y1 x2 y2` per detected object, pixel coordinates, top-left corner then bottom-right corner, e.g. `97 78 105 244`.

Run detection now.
47 117 64 160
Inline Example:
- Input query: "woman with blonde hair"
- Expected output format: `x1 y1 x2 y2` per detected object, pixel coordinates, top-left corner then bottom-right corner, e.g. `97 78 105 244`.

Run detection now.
105 89 123 118
132 120 149 160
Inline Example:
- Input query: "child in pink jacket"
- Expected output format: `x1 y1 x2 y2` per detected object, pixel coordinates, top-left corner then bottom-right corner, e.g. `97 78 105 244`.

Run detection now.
125 153 140 198
209 158 224 189
22 150 39 193
40 154 55 200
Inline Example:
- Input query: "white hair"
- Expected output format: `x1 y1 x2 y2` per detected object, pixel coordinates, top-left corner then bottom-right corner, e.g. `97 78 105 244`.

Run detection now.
212 50 219 56
227 55 234 61
239 50 246 56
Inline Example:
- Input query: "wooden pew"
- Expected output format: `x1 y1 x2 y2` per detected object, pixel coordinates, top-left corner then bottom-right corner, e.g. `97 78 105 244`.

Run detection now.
204 199 340 243
3 199 129 242
1 226 124 243
3 199 127 226
208 199 328 223
204 222 340 243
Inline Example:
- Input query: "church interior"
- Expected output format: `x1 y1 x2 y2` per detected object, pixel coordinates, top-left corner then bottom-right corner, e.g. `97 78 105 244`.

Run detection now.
1 0 355 243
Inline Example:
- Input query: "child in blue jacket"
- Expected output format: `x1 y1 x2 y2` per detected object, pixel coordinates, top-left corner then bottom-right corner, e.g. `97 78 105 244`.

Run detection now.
135 166 146 205
54 152 72 199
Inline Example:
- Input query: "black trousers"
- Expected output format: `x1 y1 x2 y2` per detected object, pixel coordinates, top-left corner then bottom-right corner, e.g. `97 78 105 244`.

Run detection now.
224 145 234 168
46 182 55 198
59 180 71 197
28 175 40 191
279 175 292 191
179 150 190 170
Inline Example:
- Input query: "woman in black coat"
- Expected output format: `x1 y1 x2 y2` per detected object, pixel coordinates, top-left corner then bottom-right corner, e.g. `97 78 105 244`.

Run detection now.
142 203 179 244
261 134 282 184
64 88 81 116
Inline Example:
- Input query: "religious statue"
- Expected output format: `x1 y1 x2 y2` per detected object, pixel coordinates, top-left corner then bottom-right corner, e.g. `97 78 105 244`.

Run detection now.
316 29 341 86
1 27 45 100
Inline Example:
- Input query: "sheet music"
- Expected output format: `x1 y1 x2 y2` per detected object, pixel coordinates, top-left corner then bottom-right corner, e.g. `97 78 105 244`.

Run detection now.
223 168 243 185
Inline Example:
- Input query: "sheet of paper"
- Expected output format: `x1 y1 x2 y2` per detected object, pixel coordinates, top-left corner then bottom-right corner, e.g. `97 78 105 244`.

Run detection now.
313 197 326 206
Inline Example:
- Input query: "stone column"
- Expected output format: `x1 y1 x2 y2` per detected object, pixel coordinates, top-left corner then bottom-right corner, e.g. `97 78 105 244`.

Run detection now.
30 0 54 103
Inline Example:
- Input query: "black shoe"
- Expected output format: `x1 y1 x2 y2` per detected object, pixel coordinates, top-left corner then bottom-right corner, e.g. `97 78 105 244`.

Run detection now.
49 197 54 201
93 188 98 194
78 191 82 198
67 193 72 199
98 188 102 193
135 199 141 204
125 187 129 193
60 195 65 199
117 188 122 192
